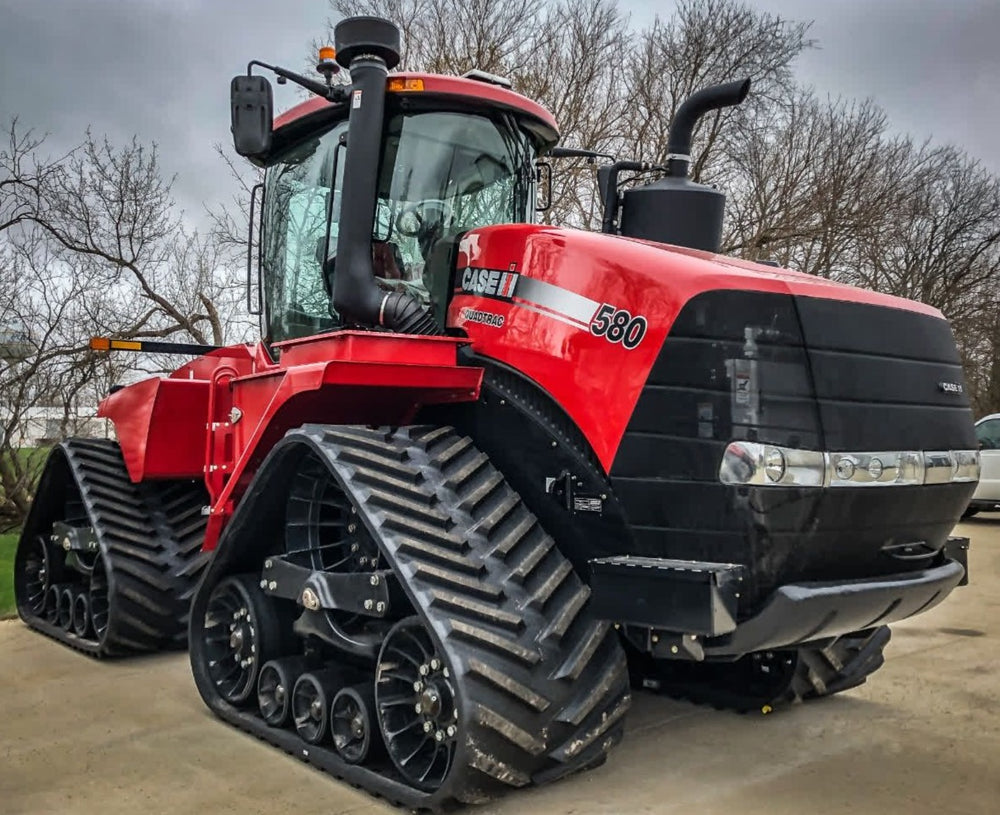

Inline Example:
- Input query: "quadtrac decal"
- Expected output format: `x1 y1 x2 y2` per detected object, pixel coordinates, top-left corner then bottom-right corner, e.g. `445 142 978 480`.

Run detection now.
457 266 648 349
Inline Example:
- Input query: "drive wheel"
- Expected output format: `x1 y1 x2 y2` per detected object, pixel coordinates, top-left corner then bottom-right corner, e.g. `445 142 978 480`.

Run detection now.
376 617 458 791
201 574 288 706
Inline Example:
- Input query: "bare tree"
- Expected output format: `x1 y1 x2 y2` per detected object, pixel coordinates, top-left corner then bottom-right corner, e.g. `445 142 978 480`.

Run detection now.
0 121 248 529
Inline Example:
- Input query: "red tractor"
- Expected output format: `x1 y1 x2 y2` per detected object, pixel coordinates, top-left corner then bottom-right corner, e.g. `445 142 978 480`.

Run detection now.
15 16 978 807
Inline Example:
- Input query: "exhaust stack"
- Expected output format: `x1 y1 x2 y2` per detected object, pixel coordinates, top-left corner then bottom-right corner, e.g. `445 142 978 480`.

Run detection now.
330 17 438 334
618 78 750 253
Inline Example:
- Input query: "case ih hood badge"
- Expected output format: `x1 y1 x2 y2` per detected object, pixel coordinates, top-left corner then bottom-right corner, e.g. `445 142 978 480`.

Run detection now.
938 381 964 394
459 266 647 348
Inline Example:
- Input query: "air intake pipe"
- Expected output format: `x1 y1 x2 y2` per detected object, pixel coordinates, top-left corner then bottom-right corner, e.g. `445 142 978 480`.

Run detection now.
617 78 751 253
330 17 438 334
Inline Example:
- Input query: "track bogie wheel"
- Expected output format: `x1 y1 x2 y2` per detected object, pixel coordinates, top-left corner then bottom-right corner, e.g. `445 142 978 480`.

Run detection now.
331 683 381 765
292 669 342 745
44 585 62 625
58 587 75 631
72 591 91 637
258 656 308 727
376 617 457 791
202 574 289 706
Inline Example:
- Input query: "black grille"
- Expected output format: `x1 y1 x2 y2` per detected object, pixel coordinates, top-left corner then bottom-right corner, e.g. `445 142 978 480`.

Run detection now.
609 289 977 608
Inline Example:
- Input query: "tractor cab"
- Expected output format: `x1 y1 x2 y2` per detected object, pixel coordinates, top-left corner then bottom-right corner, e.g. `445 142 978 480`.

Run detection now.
231 19 558 343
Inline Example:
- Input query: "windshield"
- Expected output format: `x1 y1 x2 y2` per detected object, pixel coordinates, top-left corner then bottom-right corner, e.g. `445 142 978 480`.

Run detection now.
262 109 535 342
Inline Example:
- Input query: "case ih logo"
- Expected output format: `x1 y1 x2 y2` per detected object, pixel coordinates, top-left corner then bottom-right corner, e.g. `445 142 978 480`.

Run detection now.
457 265 648 349
460 267 519 299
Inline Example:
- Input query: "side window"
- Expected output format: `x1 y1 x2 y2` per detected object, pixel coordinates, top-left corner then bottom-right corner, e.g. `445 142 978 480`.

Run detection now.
262 121 347 342
976 420 1000 450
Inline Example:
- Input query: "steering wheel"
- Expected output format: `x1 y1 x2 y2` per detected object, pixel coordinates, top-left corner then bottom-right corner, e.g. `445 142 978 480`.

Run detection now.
395 199 451 238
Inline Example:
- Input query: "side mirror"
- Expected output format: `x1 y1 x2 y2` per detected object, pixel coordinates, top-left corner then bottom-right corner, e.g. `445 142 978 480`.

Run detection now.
231 75 274 157
535 161 552 213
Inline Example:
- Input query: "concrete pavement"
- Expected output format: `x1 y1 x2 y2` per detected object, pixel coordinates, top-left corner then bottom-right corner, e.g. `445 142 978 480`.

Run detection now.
2 519 998 815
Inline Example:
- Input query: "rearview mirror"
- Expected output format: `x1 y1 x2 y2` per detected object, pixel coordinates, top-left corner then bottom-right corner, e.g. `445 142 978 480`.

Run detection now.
231 75 274 157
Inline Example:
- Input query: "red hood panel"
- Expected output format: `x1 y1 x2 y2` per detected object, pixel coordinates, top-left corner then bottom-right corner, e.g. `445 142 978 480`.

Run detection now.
448 223 945 471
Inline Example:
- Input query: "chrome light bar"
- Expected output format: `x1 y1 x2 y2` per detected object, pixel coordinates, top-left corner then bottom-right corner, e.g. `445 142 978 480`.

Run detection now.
719 441 981 488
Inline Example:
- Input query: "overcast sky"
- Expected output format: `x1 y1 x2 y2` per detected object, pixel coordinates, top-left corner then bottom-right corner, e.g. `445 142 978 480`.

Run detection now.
2 0 998 228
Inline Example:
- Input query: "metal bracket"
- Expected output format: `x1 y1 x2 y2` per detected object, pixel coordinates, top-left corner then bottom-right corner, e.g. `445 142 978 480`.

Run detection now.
52 521 98 553
261 556 393 617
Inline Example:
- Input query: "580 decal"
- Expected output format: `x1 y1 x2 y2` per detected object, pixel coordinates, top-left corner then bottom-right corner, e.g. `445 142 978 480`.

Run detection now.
590 304 647 349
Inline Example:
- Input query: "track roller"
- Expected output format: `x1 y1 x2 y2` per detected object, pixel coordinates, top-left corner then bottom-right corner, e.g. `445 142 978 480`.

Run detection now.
58 586 75 631
72 591 91 637
258 656 308 727
332 683 381 765
292 669 342 745
44 585 62 625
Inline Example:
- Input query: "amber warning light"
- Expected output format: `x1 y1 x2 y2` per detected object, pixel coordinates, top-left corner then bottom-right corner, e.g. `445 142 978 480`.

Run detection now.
387 77 424 92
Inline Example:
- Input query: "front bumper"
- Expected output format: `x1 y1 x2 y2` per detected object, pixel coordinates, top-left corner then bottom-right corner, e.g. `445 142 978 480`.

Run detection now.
701 557 964 656
591 541 968 659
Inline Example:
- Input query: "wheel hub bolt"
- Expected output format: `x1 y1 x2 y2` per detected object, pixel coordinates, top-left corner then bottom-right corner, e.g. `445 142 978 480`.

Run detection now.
423 721 433 733
275 685 285 702
434 730 445 742
414 702 424 714
412 680 423 692
430 658 441 671
419 664 430 676
446 725 457 738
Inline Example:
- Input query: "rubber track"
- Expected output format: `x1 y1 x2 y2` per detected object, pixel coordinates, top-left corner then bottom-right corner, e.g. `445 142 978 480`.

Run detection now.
642 627 892 714
195 425 631 808
16 439 210 657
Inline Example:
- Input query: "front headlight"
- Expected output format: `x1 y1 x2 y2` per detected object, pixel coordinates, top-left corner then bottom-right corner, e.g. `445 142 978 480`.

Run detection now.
719 442 980 488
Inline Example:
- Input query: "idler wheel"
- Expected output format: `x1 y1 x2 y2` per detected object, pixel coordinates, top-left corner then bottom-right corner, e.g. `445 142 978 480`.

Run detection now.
201 574 290 706
292 669 342 745
258 656 308 727
72 590 91 637
88 552 110 641
58 586 75 631
376 616 458 790
17 534 52 617
331 683 382 765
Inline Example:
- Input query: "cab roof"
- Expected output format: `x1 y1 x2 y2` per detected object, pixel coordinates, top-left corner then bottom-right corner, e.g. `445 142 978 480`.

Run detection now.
273 71 559 150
